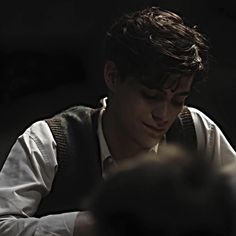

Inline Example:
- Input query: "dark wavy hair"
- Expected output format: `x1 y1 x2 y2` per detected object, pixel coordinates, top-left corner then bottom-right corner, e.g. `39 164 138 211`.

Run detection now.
105 7 209 89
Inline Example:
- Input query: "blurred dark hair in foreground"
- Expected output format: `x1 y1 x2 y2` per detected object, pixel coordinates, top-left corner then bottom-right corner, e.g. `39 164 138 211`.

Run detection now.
90 145 236 236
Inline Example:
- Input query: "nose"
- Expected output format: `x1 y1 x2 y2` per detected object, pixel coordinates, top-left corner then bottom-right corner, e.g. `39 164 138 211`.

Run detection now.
152 101 169 125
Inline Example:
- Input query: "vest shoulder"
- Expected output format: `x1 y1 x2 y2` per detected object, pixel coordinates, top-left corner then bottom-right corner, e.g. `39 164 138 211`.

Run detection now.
185 106 206 117
62 105 95 115
186 106 214 125
49 105 99 121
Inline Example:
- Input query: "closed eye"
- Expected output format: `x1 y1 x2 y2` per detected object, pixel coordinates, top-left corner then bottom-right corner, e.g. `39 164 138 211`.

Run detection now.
141 92 165 101
140 88 165 100
172 96 187 106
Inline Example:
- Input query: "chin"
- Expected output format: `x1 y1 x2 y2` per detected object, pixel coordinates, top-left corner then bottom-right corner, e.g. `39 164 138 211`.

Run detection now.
132 128 162 149
139 137 160 149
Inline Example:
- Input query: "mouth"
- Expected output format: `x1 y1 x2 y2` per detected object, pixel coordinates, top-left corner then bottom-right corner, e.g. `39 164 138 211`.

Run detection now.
143 122 166 133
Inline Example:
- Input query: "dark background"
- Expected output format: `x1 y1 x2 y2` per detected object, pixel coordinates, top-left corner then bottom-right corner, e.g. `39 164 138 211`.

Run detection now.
0 0 236 163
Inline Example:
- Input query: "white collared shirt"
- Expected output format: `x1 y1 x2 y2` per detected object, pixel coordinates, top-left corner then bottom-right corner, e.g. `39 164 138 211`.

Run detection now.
97 107 112 172
0 103 235 235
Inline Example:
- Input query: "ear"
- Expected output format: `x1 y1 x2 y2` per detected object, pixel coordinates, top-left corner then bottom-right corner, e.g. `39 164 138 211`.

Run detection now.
104 60 119 92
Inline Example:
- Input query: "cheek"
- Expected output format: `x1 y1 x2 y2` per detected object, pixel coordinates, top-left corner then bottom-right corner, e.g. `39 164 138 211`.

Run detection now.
121 101 149 129
123 103 146 122
168 106 184 124
121 91 147 114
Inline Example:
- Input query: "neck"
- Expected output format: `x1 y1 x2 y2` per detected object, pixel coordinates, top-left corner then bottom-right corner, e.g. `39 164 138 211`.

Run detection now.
102 108 150 162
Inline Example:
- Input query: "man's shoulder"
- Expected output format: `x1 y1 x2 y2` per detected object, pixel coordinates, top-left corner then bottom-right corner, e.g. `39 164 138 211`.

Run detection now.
186 106 206 116
45 105 101 134
167 106 216 151
61 105 95 115
185 106 204 115
186 106 216 128
47 105 99 121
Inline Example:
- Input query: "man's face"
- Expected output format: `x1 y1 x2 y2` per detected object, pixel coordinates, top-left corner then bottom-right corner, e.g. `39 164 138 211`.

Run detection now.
109 75 193 149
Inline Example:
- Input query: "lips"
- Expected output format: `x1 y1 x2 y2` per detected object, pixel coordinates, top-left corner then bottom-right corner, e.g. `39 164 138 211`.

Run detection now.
143 122 166 132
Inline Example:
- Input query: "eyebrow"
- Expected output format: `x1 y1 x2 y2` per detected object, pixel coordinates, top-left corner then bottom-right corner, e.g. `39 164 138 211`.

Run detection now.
155 89 190 97
141 86 190 97
175 91 190 96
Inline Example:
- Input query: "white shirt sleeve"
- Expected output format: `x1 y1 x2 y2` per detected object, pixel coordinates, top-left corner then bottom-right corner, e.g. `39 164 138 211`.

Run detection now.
0 121 78 236
189 107 236 166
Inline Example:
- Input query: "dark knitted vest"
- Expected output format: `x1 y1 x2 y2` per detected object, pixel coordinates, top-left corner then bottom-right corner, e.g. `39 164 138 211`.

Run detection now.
35 106 102 217
35 105 196 217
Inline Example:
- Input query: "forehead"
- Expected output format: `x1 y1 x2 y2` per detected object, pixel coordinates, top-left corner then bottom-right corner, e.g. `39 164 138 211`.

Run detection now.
128 74 193 92
162 75 193 92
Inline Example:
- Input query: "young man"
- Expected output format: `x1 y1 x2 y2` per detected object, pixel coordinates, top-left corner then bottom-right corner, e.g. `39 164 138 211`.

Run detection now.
0 6 235 236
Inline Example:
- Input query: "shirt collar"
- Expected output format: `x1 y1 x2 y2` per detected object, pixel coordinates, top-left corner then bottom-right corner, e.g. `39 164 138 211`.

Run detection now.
97 107 111 167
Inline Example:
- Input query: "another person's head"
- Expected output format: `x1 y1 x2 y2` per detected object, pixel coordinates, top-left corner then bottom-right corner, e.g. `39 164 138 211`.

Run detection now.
103 6 208 148
90 146 236 236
